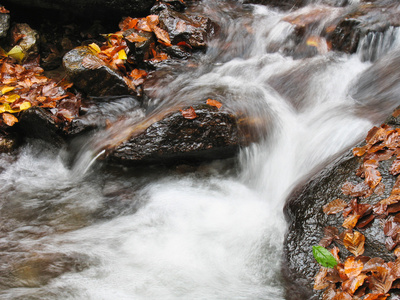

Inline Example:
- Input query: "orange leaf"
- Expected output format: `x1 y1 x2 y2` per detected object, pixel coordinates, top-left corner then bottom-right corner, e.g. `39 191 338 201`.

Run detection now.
344 256 363 278
323 199 347 215
180 107 197 120
129 69 147 80
0 6 9 13
206 98 223 109
342 215 361 230
343 231 365 256
119 17 138 30
342 274 367 295
2 112 18 126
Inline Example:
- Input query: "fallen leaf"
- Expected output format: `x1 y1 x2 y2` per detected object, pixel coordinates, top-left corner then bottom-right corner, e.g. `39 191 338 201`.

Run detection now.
343 231 365 257
82 55 105 70
312 245 338 268
19 101 31 110
342 273 368 295
206 98 223 109
2 112 18 126
125 32 148 43
88 43 101 54
180 107 197 120
314 267 330 290
7 46 24 62
344 256 364 277
0 6 9 13
152 26 172 46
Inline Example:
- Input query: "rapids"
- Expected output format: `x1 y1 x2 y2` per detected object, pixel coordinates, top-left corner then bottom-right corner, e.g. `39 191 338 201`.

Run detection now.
1 0 400 299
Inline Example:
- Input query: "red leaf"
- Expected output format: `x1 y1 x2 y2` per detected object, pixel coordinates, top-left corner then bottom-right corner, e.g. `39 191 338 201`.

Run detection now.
180 107 197 120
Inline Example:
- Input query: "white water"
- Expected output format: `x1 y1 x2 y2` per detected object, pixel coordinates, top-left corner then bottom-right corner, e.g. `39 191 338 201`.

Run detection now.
2 1 400 299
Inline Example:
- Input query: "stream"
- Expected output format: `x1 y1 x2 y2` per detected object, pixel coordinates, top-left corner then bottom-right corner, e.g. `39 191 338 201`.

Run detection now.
2 0 400 299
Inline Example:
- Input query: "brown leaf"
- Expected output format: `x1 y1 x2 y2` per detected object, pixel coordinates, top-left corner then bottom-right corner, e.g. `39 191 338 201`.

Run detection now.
343 231 365 256
369 265 394 294
319 226 340 248
176 20 187 33
125 32 148 43
342 181 372 198
2 112 18 126
342 273 367 295
356 214 375 229
322 285 337 300
365 166 381 190
363 257 385 273
180 107 197 120
353 145 368 157
82 55 106 70
136 19 152 32
146 15 159 28
314 267 330 290
152 26 172 46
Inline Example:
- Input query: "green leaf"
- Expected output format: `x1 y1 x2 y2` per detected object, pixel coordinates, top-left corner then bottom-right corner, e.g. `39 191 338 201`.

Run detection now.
312 245 338 268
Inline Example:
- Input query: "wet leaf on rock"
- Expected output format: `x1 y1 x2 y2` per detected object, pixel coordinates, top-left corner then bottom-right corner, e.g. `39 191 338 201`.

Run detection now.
2 112 18 126
312 245 338 268
206 98 223 109
343 231 365 257
180 107 197 120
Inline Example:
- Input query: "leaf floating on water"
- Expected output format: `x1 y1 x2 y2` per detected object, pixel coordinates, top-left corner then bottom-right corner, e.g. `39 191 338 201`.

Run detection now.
312 245 338 268
180 107 197 120
323 199 347 215
206 98 223 109
2 112 18 126
343 231 365 257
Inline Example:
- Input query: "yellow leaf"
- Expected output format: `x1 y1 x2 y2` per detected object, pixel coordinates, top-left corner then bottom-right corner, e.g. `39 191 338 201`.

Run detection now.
1 86 15 94
19 101 31 111
118 49 127 60
4 94 20 103
2 112 18 126
0 104 5 113
7 45 24 62
88 43 101 54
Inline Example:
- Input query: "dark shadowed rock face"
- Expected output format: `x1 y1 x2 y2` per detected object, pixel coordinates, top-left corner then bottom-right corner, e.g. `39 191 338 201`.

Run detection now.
283 136 400 299
109 105 242 165
2 0 155 20
63 46 135 97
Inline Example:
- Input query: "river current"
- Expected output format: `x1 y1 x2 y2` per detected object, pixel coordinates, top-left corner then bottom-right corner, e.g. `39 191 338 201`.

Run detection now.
1 0 400 299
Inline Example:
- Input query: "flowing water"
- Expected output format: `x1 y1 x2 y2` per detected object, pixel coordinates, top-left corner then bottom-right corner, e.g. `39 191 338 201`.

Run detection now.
2 1 400 299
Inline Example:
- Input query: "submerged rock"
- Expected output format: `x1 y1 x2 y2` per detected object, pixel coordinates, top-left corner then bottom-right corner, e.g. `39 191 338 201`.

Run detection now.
0 132 18 153
108 104 243 165
63 46 135 97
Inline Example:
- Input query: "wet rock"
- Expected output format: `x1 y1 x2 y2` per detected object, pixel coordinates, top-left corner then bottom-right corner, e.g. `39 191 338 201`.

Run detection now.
123 29 155 65
283 148 399 299
63 46 135 97
10 23 40 62
17 106 64 146
1 0 156 20
328 2 400 56
0 132 18 153
108 104 243 165
0 10 10 38
153 4 219 50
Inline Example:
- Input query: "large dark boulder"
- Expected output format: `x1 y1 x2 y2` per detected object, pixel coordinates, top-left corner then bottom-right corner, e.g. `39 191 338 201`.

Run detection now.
108 104 244 165
63 46 135 97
